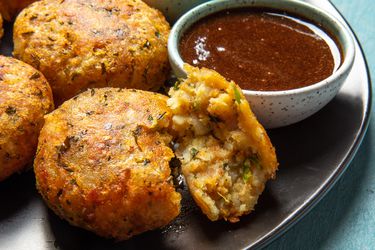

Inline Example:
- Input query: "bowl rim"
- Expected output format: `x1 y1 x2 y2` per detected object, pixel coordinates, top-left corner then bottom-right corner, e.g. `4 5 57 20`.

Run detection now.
168 0 356 97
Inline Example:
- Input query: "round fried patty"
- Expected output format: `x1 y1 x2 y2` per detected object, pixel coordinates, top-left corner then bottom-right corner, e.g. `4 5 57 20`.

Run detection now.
14 0 170 105
0 55 54 181
168 65 278 222
34 88 181 240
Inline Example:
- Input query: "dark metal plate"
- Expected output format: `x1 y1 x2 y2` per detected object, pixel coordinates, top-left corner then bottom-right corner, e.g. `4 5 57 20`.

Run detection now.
0 0 371 249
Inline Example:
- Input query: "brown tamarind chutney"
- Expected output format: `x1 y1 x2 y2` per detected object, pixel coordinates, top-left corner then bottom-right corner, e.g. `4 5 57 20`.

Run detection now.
179 8 341 91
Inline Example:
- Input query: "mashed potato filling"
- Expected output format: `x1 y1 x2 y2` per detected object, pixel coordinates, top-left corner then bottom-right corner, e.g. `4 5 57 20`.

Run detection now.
168 65 278 222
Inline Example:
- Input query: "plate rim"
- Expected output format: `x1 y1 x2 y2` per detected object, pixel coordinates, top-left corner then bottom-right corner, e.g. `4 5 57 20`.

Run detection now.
250 1 373 249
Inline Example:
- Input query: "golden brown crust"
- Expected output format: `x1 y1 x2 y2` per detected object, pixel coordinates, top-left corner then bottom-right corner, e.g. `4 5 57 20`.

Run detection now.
34 88 181 240
0 0 37 21
13 0 170 105
0 55 54 181
168 65 278 222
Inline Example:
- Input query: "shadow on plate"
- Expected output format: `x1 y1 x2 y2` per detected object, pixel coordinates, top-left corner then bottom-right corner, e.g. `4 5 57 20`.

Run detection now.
269 92 362 170
0 21 14 56
0 169 35 222
265 121 373 250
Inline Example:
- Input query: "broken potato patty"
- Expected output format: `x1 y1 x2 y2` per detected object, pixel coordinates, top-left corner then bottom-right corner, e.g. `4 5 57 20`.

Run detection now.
0 55 54 181
34 88 181 240
168 65 278 222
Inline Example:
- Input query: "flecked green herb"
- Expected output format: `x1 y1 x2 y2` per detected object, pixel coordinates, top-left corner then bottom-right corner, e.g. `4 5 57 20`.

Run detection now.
190 147 199 159
243 159 252 182
249 155 262 169
233 84 242 104
29 72 41 80
157 112 166 120
143 159 151 165
143 40 151 49
5 106 16 115
173 80 181 90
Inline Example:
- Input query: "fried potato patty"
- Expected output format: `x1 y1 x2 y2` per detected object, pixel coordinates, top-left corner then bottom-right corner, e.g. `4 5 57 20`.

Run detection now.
168 65 278 222
34 88 181 240
13 0 170 105
0 55 54 181
0 0 37 21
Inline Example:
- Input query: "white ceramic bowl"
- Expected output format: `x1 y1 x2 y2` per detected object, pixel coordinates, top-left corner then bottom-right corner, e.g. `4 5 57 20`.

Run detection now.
168 0 355 129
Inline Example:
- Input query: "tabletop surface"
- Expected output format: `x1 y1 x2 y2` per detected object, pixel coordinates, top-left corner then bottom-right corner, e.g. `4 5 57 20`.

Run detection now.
266 0 375 249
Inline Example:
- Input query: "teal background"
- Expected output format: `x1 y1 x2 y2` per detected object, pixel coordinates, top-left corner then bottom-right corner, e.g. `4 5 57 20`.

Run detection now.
266 0 375 249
